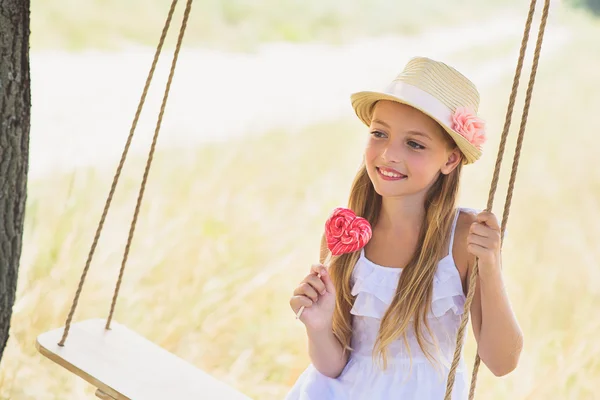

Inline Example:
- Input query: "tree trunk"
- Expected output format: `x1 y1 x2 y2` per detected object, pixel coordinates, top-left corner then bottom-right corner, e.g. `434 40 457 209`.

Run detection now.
0 0 31 363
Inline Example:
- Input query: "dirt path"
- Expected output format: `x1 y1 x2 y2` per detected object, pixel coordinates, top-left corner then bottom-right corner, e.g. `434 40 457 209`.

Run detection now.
28 13 570 178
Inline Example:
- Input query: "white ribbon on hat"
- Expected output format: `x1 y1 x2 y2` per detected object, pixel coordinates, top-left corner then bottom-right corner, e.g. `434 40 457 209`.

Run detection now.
384 80 454 128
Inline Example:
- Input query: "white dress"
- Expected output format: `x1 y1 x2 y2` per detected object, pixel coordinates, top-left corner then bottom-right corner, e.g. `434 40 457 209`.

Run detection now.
285 208 476 400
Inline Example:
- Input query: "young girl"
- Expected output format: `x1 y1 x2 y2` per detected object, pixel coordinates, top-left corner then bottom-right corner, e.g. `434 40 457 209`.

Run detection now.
286 57 523 399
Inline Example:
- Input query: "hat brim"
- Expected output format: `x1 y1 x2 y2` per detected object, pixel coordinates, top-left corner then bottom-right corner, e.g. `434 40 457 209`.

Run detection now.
350 91 481 164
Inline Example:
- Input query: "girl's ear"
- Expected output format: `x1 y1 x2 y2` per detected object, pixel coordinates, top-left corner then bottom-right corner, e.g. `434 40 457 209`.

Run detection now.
441 147 462 175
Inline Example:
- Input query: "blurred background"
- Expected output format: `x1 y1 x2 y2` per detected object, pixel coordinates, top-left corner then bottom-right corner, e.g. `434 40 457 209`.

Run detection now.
1 0 599 398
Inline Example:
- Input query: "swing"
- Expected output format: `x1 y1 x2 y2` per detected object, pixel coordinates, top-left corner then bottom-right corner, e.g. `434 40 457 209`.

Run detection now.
35 0 551 399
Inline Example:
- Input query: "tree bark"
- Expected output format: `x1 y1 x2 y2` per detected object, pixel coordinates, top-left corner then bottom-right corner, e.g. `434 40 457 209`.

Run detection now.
0 0 31 363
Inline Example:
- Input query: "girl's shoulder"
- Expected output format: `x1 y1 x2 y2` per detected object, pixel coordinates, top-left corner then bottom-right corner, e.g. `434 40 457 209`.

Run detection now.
451 207 481 283
455 207 480 228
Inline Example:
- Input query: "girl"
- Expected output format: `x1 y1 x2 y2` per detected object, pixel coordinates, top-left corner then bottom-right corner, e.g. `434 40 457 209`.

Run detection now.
287 57 523 399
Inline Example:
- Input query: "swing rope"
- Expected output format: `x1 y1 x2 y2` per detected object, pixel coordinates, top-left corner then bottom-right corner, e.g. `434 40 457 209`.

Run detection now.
444 0 550 398
58 0 193 346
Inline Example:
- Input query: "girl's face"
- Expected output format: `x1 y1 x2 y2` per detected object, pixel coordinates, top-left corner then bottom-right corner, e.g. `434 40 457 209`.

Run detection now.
365 100 462 199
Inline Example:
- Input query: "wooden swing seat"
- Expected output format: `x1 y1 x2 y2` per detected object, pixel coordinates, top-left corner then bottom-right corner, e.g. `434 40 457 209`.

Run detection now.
36 319 251 400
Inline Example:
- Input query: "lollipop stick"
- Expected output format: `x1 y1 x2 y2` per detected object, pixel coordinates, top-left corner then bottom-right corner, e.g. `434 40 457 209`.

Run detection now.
296 252 333 319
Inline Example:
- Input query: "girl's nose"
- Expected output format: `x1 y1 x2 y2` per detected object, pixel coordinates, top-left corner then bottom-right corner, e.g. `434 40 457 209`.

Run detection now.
381 143 402 163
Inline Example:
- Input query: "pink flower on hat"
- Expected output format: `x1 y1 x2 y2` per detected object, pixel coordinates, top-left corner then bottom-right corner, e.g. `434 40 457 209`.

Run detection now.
451 107 486 149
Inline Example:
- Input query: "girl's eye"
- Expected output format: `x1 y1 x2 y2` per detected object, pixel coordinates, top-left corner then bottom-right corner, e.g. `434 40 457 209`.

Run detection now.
408 140 425 150
371 130 387 138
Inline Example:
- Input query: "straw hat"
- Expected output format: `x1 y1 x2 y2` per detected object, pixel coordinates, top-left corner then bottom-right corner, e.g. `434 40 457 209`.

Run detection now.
350 57 486 164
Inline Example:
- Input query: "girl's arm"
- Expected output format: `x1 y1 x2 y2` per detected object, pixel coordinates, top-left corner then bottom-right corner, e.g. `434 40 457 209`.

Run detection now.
455 211 524 377
310 233 348 378
291 234 348 378
307 324 348 378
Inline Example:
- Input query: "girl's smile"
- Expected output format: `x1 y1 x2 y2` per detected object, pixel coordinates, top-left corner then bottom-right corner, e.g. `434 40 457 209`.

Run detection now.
376 166 407 181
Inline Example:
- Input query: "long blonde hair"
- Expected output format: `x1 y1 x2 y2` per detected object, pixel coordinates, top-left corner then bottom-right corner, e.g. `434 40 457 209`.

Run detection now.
329 157 462 368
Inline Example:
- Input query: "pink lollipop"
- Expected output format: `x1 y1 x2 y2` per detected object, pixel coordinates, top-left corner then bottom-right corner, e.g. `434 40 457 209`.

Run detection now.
296 207 373 319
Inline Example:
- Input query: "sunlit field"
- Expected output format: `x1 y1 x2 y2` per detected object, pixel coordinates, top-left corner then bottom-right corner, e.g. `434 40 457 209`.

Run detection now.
1 4 599 400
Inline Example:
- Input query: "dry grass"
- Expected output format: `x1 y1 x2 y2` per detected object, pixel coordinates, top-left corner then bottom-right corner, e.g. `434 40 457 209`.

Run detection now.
1 7 600 400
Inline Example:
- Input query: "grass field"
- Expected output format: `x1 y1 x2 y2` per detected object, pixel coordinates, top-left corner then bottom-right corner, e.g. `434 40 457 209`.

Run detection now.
1 5 600 400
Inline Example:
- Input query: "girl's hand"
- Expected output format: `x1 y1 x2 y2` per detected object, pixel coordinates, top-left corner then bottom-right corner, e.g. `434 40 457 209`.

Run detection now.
467 211 502 277
289 263 336 332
